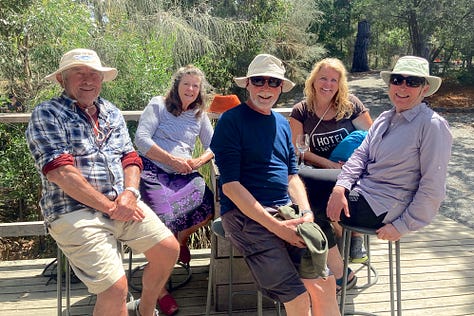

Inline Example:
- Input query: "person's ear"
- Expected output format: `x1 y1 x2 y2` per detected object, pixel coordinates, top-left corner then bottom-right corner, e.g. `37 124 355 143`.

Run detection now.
422 83 430 96
56 73 65 87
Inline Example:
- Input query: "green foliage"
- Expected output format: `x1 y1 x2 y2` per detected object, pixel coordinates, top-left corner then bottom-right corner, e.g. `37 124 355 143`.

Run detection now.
98 32 174 110
0 123 41 222
0 0 93 109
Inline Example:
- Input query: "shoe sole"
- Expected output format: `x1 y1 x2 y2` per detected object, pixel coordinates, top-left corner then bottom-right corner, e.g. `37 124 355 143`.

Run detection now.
350 255 369 264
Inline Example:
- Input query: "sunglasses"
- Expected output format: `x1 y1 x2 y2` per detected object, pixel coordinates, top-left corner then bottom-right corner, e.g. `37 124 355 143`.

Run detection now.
389 74 426 88
249 76 283 88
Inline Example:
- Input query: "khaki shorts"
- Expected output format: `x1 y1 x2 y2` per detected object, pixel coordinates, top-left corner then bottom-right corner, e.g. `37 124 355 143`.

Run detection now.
48 201 172 294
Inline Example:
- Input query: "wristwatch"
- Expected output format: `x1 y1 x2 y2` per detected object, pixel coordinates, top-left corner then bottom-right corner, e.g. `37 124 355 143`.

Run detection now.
124 187 141 200
301 209 313 216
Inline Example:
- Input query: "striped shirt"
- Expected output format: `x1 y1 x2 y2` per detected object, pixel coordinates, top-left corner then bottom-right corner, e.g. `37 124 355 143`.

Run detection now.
134 96 214 174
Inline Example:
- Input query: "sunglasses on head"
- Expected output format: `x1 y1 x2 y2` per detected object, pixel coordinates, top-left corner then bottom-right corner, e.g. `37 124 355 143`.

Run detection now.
249 76 283 88
389 74 426 88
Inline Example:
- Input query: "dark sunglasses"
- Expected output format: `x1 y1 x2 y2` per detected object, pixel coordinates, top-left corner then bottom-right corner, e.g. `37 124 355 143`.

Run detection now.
389 74 425 88
249 76 283 88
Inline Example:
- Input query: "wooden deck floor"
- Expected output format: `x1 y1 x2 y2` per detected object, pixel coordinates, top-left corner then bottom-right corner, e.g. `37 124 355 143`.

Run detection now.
1 214 473 316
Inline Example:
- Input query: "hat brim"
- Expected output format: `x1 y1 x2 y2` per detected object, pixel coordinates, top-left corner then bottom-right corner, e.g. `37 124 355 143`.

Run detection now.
234 73 295 93
380 70 441 97
45 63 118 83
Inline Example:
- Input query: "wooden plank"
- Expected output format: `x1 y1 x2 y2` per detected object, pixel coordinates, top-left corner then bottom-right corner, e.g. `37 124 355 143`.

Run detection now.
0 221 47 237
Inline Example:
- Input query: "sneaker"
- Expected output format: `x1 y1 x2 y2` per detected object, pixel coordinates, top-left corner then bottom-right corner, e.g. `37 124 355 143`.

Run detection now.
350 236 368 263
127 298 160 316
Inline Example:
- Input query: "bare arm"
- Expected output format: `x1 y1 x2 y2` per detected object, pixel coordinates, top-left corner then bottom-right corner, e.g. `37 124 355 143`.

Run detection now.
289 117 342 169
144 144 192 174
287 174 314 222
46 164 144 222
187 149 214 170
352 111 373 130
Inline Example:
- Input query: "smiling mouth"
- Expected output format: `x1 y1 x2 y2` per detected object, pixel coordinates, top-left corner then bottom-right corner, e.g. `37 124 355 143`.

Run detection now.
395 93 409 99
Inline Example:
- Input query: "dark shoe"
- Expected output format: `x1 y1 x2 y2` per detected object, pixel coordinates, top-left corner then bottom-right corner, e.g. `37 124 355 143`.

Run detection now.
157 293 179 316
350 236 368 263
336 268 357 294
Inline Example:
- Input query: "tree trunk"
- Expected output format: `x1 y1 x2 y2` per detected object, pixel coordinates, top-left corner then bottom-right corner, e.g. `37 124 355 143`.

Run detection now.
351 20 370 73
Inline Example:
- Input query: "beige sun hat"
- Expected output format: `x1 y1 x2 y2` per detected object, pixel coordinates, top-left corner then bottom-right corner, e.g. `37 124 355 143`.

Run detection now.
45 48 118 83
234 54 295 93
380 56 441 96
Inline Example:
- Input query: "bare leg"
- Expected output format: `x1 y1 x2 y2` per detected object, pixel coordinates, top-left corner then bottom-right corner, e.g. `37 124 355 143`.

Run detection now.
94 275 129 316
140 235 179 316
303 276 340 316
176 214 212 245
327 246 355 280
282 291 312 316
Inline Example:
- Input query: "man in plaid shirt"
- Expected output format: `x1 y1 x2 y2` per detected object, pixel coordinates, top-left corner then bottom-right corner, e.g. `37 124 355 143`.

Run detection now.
26 48 178 316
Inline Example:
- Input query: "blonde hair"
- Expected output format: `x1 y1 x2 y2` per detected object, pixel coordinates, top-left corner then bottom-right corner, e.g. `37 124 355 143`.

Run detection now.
304 58 353 121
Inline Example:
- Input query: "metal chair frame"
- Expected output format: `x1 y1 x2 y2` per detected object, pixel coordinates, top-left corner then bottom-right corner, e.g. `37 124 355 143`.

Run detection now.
339 224 401 316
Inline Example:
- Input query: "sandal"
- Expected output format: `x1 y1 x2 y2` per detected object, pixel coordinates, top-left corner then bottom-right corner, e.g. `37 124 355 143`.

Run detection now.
336 268 357 294
157 293 179 316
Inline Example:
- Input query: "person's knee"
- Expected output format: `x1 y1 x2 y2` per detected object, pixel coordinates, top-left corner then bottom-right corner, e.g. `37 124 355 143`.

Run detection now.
146 235 180 266
98 275 129 301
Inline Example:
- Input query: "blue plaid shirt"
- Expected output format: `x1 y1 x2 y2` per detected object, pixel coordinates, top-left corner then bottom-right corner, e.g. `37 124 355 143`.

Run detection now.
26 92 136 222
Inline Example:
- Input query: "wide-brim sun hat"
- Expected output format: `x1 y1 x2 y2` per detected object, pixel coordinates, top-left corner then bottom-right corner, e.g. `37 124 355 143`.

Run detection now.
234 54 295 93
45 48 118 83
380 55 441 97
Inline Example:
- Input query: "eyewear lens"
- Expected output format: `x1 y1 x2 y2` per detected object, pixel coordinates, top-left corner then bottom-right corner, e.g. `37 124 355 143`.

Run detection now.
250 76 283 88
389 74 425 87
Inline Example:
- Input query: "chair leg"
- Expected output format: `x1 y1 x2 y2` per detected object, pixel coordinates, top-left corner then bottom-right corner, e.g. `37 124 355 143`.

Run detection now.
57 247 62 316
395 240 402 316
57 248 71 316
389 241 395 316
257 291 263 316
229 243 234 315
339 227 352 316
205 256 214 316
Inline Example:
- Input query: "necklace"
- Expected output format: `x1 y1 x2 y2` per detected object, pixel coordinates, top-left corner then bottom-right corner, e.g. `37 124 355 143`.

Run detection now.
310 103 332 136
83 105 110 143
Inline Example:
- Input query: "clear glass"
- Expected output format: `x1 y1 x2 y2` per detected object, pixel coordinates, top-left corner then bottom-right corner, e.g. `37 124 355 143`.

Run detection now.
296 134 310 169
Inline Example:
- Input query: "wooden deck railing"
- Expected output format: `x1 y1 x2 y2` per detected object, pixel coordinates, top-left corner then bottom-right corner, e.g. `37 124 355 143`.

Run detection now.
0 108 291 236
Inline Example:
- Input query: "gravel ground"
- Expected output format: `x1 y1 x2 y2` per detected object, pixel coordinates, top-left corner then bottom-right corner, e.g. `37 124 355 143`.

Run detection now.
348 73 474 229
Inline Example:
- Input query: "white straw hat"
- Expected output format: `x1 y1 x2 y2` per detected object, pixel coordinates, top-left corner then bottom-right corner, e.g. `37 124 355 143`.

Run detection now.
380 56 441 96
45 48 118 83
234 54 295 93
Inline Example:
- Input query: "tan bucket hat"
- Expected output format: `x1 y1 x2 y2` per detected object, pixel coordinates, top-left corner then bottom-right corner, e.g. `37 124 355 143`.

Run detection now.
45 48 118 83
234 54 295 93
380 56 441 96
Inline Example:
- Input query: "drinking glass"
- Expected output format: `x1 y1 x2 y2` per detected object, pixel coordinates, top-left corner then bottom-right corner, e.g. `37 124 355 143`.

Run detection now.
296 134 310 168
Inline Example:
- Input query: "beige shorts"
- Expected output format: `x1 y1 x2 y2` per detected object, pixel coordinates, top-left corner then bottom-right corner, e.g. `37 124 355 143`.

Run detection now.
48 201 172 294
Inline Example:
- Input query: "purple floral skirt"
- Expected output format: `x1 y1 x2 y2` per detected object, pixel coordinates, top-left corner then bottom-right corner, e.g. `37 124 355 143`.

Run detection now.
139 157 214 234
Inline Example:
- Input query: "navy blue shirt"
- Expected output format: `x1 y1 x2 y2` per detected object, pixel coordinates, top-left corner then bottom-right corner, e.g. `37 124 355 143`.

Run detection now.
210 103 298 215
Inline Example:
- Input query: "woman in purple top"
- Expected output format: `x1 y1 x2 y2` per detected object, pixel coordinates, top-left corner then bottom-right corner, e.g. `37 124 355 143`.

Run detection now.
134 65 214 315
327 56 452 242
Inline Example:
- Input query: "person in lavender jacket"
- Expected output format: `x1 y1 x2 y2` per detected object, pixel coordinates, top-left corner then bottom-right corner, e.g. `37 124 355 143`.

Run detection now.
327 56 452 242
134 65 214 315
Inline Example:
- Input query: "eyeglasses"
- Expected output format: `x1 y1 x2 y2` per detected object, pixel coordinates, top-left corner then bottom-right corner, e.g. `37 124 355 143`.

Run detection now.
249 76 283 88
389 74 425 88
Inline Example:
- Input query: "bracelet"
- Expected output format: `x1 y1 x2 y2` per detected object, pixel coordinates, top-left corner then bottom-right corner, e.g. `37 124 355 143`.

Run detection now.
301 209 313 216
124 187 141 200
